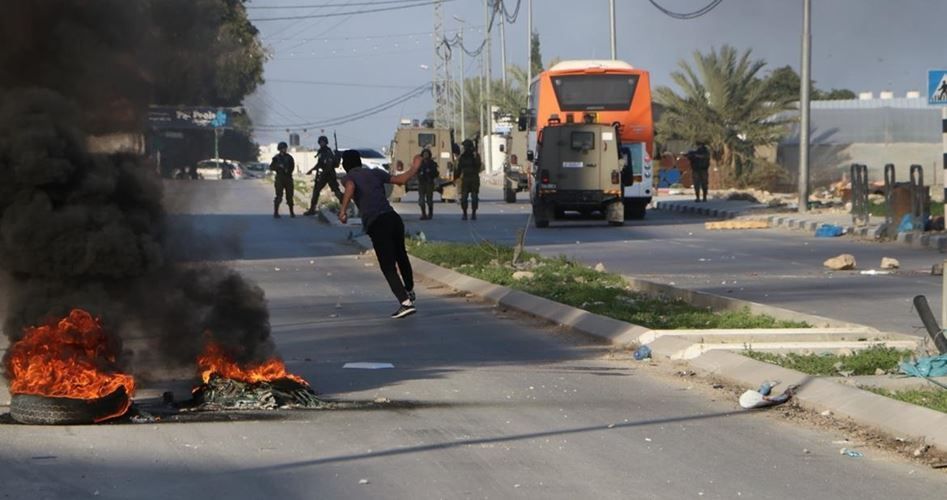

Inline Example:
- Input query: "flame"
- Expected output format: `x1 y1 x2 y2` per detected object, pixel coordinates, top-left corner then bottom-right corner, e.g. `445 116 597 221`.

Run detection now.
6 309 136 403
197 341 307 386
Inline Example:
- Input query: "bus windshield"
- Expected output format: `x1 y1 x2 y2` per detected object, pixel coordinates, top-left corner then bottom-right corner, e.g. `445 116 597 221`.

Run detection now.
551 74 639 111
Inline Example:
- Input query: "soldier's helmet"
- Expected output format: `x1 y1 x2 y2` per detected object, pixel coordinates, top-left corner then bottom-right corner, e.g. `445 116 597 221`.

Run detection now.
318 135 329 145
420 148 432 159
277 141 288 150
462 139 474 151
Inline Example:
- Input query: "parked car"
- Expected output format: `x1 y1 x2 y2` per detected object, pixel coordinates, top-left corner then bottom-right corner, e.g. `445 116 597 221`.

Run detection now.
242 161 269 178
195 159 244 180
336 148 389 175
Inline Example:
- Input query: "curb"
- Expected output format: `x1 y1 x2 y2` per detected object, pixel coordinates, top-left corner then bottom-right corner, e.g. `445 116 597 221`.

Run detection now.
332 219 947 451
404 253 947 451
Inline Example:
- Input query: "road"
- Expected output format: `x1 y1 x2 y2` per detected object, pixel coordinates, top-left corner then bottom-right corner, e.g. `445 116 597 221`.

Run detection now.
394 184 944 336
0 179 942 499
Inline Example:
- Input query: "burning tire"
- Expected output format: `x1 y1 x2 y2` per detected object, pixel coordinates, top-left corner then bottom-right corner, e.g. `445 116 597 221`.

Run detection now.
10 387 130 425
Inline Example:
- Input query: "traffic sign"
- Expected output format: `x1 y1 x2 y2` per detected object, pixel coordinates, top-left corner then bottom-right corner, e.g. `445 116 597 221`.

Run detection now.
929 70 947 105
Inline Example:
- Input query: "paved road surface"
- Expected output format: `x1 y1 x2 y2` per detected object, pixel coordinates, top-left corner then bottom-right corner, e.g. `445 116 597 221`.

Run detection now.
395 185 943 336
0 180 941 499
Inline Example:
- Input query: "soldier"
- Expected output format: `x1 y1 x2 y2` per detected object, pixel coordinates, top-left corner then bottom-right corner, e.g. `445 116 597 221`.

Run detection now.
302 135 344 216
416 148 439 220
269 141 295 218
457 139 483 220
686 141 711 203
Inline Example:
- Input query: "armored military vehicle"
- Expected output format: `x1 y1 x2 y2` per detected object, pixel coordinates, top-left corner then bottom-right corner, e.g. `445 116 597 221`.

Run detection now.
388 122 457 202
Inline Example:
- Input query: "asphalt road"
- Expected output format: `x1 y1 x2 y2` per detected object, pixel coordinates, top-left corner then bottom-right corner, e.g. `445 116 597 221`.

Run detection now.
394 184 945 336
0 179 942 499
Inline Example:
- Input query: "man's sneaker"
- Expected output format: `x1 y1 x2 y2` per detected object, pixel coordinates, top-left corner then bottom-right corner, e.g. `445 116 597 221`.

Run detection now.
391 304 416 319
407 290 416 302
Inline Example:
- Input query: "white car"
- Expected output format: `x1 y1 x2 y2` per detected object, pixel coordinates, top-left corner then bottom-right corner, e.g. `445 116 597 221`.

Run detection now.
195 159 244 180
336 148 390 175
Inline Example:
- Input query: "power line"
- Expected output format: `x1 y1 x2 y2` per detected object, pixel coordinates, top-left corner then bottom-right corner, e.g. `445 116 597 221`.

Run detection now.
647 0 723 20
247 0 436 9
267 78 420 89
255 83 431 129
263 25 481 42
249 0 452 22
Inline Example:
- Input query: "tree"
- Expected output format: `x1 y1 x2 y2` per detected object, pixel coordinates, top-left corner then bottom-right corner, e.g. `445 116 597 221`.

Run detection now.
454 65 530 141
655 45 795 186
530 32 544 77
764 65 856 102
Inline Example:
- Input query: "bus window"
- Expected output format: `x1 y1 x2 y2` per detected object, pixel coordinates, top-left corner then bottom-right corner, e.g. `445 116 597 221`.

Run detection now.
551 74 639 111
418 133 436 148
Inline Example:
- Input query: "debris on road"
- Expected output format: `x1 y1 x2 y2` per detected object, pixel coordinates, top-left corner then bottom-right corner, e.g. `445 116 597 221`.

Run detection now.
343 362 395 370
594 262 607 273
815 224 845 237
880 257 900 270
933 263 944 276
824 254 856 271
704 220 769 230
633 345 652 361
840 448 864 458
739 381 796 409
859 269 890 276
899 354 947 378
358 479 370 485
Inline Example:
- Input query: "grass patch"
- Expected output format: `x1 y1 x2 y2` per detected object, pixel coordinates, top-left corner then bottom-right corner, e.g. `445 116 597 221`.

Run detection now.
868 201 944 218
863 386 947 414
743 345 911 376
407 239 807 330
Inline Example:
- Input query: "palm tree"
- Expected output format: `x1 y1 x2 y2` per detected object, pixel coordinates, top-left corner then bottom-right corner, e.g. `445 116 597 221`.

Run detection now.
655 45 795 185
452 64 530 141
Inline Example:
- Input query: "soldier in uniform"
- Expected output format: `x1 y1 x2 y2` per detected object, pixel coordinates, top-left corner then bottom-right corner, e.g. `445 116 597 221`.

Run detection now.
416 148 439 220
303 135 344 216
457 140 483 220
269 141 295 218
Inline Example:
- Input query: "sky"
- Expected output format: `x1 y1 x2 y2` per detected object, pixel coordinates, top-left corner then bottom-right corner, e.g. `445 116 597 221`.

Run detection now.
246 0 947 150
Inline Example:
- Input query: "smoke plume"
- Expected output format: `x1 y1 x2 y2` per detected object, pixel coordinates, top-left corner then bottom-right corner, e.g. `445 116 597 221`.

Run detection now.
0 1 276 381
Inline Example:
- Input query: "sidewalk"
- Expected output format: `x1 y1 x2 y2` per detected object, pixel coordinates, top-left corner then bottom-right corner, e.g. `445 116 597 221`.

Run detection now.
654 195 947 251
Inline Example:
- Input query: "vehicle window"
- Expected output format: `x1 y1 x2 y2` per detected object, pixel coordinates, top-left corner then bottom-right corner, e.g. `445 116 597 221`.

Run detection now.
418 133 436 148
623 145 643 174
570 131 595 150
357 149 385 159
552 74 639 111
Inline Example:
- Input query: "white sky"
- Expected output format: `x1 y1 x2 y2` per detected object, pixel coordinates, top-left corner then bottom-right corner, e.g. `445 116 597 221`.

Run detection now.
246 0 947 149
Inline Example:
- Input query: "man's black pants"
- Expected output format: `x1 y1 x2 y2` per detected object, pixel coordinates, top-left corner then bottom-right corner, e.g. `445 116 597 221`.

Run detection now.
367 211 413 303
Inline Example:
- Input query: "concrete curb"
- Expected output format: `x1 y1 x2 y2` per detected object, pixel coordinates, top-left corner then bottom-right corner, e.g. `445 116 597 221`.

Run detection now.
654 200 947 250
407 253 947 450
333 219 947 450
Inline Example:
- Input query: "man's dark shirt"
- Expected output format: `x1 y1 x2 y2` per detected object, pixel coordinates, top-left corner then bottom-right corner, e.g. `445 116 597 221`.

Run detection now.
345 167 393 230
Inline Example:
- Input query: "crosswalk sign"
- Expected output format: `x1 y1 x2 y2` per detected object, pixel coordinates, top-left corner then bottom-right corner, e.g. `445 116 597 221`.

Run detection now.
930 70 947 105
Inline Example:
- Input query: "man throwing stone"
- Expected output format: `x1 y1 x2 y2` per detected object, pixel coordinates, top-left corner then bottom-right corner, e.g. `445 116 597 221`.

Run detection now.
339 149 421 319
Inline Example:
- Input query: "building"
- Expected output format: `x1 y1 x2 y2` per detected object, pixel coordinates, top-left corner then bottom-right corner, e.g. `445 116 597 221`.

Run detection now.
774 93 943 192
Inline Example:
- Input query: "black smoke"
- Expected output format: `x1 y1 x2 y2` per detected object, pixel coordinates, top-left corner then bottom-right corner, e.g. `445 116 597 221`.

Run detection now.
0 1 277 381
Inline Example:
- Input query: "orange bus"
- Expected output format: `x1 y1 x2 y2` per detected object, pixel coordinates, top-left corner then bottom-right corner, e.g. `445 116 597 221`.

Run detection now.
527 60 655 216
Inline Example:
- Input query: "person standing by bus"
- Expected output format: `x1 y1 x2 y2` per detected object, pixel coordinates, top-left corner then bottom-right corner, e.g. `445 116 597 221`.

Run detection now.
270 141 295 218
687 141 711 203
457 140 483 220
417 148 439 220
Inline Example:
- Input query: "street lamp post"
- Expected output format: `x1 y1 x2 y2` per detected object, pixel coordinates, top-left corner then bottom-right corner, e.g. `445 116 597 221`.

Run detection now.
609 0 617 60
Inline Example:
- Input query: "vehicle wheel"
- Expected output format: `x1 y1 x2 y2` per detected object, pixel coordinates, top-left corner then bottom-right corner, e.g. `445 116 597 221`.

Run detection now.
504 182 516 203
624 200 647 220
533 201 553 228
606 201 625 226
10 387 130 425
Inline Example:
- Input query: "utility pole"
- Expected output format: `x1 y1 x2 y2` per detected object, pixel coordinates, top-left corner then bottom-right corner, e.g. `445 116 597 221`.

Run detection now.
499 3 508 87
798 0 812 213
526 0 533 107
432 0 450 129
609 0 617 60
484 0 494 173
454 16 467 140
